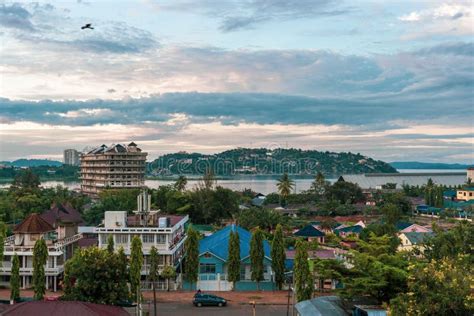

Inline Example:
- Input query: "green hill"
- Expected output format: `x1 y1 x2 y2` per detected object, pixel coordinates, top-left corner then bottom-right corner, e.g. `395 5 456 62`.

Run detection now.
149 148 396 177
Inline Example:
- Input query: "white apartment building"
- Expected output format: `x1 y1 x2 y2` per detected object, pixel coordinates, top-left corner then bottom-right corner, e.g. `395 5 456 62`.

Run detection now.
63 149 81 166
0 208 83 292
94 191 188 288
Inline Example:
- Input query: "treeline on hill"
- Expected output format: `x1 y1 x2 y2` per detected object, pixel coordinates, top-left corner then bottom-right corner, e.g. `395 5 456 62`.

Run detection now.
0 165 80 181
148 148 397 176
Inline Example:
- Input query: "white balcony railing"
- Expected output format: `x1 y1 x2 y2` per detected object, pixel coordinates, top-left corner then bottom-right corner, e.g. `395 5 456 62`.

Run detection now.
55 233 83 251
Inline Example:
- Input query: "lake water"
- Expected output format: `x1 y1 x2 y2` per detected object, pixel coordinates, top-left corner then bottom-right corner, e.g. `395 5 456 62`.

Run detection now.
0 169 464 195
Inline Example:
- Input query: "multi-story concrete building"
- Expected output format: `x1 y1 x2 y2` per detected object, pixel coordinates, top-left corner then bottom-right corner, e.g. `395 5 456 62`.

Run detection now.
63 149 81 166
80 142 147 197
94 191 188 289
0 205 83 291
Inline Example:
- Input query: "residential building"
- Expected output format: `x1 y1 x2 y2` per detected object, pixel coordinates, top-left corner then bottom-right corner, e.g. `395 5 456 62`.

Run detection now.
94 191 188 289
63 149 81 166
398 232 433 253
399 224 431 233
80 142 147 197
456 187 474 201
184 225 274 291
294 225 325 243
338 172 467 189
334 225 364 238
0 210 83 291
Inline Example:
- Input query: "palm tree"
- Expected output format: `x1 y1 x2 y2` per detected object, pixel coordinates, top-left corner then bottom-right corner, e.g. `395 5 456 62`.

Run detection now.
277 173 294 206
174 175 188 191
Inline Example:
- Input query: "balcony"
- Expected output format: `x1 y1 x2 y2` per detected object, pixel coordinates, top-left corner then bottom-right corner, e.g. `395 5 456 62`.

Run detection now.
0 266 65 276
3 234 83 253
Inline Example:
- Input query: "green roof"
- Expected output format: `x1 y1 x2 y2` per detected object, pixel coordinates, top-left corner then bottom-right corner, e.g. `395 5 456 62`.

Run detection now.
403 232 433 245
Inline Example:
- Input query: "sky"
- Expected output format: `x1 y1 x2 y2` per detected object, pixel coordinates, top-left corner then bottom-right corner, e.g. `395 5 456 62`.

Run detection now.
0 0 473 163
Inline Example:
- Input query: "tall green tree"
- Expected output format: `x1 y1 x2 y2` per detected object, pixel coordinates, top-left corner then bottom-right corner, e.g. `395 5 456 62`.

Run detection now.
294 240 313 302
116 247 129 301
184 226 199 288
311 172 327 197
271 224 286 290
11 169 40 191
161 265 176 292
106 235 115 254
250 227 264 290
32 239 48 300
391 255 473 315
202 169 216 190
174 176 188 191
381 203 402 226
148 246 159 316
277 173 294 206
342 233 408 303
10 254 20 302
227 230 241 290
63 247 130 305
130 236 143 302
424 178 435 206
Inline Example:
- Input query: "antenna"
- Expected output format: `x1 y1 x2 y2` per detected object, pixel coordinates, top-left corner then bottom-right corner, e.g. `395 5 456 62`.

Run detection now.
135 189 151 226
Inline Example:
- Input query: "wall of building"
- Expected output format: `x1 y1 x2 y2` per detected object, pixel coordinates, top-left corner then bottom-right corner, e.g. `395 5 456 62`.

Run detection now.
457 189 474 201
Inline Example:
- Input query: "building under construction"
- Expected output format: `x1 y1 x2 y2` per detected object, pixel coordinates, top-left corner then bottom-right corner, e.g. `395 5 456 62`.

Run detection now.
80 142 147 197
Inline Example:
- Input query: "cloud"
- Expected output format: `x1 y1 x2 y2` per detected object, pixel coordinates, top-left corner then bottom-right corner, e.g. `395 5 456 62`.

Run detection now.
0 3 158 54
0 3 35 31
398 3 473 39
160 0 350 32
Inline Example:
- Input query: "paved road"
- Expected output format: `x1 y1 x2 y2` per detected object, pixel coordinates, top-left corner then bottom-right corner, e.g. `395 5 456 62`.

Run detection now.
126 302 289 316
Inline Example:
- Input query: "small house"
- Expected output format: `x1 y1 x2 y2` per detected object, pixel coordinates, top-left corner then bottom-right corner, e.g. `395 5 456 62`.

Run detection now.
294 225 325 243
185 225 274 291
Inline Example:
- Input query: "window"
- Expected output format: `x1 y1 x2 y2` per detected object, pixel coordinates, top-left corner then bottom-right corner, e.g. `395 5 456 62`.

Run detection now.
100 234 109 244
158 255 165 266
116 235 128 244
199 263 216 274
156 235 166 244
142 235 154 243
240 265 247 280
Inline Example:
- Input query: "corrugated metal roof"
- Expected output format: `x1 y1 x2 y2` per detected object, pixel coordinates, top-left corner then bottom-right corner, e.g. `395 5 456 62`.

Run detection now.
294 225 325 237
402 232 434 245
199 225 271 261
340 172 466 189
295 296 347 316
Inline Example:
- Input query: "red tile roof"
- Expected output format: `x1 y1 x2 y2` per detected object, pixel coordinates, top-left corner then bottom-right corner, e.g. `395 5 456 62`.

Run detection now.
2 301 129 316
14 213 54 234
41 203 84 227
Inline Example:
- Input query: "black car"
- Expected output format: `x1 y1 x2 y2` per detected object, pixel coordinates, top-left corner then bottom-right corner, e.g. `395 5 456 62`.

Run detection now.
193 293 227 307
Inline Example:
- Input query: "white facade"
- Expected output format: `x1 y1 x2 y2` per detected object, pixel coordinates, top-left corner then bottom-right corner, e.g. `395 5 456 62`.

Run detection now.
95 212 188 276
0 232 82 291
63 149 80 166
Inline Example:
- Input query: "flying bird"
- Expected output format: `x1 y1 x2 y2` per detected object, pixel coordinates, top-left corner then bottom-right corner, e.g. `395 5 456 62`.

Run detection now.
81 23 94 30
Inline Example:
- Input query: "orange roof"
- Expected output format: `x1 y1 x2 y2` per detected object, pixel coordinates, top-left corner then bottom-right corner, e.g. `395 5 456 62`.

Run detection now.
14 213 55 233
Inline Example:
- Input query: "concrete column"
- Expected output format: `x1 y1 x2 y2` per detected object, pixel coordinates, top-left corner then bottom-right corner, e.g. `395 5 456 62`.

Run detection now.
22 256 26 268
22 276 26 289
53 276 57 292
54 256 57 268
46 276 49 290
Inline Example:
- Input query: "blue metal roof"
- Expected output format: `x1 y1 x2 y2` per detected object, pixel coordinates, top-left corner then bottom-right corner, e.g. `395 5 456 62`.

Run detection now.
199 225 271 261
294 225 325 237
335 225 363 234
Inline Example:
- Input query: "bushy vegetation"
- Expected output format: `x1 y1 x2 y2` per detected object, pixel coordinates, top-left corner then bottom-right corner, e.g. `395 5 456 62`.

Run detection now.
149 148 396 176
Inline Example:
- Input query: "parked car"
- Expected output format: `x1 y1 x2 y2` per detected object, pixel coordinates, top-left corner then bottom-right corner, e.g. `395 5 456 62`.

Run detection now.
193 293 227 307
